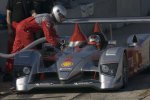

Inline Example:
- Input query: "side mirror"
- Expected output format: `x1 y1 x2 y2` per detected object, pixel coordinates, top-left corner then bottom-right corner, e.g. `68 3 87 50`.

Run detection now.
132 35 138 43
129 35 138 47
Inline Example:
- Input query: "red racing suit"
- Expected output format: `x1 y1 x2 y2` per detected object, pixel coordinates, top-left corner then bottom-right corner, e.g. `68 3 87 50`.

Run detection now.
6 14 59 73
11 14 59 53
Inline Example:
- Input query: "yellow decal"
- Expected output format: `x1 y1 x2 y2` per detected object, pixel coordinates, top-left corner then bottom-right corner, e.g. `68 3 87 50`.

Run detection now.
61 61 73 67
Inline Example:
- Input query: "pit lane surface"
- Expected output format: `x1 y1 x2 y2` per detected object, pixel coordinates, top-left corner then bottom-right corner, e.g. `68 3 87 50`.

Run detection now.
0 23 150 100
0 69 150 100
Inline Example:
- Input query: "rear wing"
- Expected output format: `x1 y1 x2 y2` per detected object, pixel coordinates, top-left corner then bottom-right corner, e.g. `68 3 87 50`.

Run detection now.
64 17 150 23
63 16 150 43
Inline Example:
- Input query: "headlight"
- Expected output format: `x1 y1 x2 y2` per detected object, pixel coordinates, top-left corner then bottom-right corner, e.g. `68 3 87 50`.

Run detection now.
23 67 30 75
100 63 118 76
101 65 109 73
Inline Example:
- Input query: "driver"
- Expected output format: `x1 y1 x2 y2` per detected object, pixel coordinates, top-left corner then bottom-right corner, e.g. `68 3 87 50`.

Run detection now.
88 34 102 50
11 4 67 53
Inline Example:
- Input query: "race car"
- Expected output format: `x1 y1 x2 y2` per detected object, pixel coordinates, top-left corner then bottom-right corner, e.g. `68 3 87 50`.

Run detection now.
12 29 150 92
11 16 150 92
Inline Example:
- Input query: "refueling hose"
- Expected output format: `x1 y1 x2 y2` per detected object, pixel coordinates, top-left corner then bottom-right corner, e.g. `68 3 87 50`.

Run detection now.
0 37 46 58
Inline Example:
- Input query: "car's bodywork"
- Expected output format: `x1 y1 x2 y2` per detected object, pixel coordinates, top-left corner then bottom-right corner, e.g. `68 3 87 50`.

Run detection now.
126 34 150 75
13 32 150 92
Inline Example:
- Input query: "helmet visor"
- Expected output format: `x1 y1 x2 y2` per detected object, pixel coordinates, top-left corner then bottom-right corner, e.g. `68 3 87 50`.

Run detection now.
58 13 66 22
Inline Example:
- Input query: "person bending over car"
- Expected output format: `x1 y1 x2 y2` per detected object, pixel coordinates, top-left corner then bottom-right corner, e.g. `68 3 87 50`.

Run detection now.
6 4 67 75
11 4 67 53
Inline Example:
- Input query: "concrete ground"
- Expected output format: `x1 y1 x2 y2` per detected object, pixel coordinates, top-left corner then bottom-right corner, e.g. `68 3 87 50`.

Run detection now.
0 23 150 100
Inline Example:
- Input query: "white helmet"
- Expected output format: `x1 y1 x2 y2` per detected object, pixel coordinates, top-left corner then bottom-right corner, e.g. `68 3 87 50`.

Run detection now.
52 5 67 22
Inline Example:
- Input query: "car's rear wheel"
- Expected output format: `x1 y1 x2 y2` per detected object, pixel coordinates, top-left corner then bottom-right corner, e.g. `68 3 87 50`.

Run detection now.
122 53 128 88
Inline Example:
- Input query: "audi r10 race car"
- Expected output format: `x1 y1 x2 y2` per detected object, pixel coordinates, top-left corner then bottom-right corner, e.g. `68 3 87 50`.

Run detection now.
12 34 150 92
12 17 150 92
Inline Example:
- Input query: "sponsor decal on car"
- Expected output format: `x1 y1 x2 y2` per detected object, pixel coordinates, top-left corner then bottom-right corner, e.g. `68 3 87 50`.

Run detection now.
61 60 73 67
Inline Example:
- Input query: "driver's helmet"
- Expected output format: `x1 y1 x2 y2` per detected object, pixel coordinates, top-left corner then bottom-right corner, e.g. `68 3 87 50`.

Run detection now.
88 34 102 49
88 35 101 45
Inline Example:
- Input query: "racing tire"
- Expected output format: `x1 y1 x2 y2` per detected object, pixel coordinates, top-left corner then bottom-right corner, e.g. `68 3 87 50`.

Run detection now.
122 53 128 88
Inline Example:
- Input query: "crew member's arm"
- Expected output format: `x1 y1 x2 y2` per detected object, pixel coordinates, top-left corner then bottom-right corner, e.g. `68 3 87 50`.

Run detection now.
6 0 13 34
42 20 59 46
6 10 12 33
